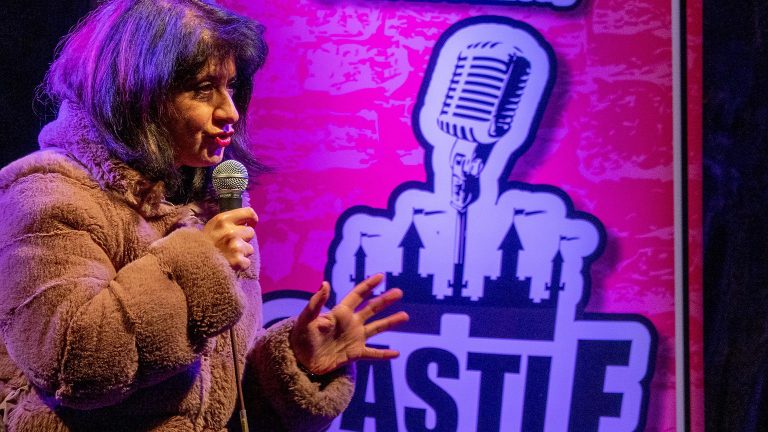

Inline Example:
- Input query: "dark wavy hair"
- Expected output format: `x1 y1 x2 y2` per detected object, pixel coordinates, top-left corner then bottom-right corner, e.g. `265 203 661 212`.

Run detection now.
43 0 269 201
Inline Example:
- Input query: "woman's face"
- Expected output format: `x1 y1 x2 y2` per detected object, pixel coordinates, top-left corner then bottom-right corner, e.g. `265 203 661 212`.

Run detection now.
168 57 239 168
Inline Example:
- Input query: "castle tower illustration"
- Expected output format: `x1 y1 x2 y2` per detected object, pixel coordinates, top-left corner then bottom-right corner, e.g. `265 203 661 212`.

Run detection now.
478 217 564 340
385 219 434 300
545 249 565 304
482 218 533 305
349 233 380 286
350 245 366 286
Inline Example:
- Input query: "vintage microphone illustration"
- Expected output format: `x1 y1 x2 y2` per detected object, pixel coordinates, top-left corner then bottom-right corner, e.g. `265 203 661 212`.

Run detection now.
436 41 531 297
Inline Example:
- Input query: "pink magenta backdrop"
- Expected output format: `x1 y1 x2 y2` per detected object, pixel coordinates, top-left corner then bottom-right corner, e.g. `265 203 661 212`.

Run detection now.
220 0 701 430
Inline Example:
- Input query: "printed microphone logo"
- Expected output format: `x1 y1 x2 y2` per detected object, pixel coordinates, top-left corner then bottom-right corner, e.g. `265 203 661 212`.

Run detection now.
437 41 531 300
264 16 657 431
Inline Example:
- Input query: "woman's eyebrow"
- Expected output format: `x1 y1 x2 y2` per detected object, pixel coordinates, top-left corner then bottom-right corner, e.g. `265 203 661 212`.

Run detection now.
196 72 237 82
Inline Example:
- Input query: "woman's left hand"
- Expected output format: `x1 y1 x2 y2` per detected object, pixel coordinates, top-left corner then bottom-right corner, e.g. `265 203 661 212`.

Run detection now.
289 274 409 376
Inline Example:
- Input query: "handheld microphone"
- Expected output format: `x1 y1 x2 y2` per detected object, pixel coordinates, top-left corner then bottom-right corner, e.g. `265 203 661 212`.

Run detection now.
212 159 249 212
212 159 250 432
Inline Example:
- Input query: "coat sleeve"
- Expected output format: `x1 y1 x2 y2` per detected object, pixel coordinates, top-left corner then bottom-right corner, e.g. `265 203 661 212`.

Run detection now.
0 173 243 409
241 319 355 432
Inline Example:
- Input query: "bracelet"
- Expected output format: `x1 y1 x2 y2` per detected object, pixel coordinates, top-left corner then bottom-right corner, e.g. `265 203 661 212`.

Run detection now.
296 361 322 381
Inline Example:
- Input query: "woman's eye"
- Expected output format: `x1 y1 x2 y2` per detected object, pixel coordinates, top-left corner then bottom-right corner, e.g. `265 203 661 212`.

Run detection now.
194 82 215 96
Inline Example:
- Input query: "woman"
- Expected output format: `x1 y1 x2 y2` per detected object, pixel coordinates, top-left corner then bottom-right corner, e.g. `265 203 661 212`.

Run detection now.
0 0 407 431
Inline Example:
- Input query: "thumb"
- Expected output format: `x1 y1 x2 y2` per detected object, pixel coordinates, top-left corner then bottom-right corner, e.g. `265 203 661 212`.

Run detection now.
297 282 330 326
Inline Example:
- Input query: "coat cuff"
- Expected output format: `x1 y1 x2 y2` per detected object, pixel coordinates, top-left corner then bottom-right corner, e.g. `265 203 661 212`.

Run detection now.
247 319 355 431
149 227 242 341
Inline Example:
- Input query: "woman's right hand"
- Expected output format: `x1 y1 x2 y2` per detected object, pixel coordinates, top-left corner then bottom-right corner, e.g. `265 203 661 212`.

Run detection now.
202 207 258 271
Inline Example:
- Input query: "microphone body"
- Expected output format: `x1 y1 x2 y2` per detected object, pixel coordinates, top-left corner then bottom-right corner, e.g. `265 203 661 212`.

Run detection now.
219 195 243 213
212 160 249 212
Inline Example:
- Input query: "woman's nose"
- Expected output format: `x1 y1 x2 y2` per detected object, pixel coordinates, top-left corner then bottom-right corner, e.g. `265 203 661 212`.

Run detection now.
215 91 239 125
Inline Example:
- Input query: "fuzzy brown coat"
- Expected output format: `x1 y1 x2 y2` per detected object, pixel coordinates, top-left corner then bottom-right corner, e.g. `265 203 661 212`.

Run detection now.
0 103 354 431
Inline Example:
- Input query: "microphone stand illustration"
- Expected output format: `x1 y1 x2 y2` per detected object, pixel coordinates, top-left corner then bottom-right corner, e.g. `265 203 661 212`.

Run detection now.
436 41 531 298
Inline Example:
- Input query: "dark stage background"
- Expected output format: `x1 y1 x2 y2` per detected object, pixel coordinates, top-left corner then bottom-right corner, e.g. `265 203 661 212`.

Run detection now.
0 1 95 167
703 1 768 431
0 0 767 430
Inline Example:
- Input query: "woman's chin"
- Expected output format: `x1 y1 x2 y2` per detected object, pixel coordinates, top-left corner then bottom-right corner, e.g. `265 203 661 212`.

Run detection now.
200 148 226 167
205 154 225 167
208 146 226 164
176 154 224 168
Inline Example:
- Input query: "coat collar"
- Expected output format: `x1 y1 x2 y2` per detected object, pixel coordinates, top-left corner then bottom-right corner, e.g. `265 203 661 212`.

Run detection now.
38 101 171 217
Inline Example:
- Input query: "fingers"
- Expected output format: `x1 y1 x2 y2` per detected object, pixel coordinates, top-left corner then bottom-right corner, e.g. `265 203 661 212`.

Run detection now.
204 208 258 235
230 255 251 271
297 282 330 326
364 311 409 338
202 208 258 271
216 207 259 227
225 240 254 269
359 346 400 361
217 226 254 269
339 273 384 310
357 288 403 321
223 225 255 244
355 311 408 363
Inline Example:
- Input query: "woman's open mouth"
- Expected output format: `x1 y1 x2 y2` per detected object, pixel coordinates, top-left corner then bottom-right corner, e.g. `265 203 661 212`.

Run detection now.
212 130 235 147
215 136 232 147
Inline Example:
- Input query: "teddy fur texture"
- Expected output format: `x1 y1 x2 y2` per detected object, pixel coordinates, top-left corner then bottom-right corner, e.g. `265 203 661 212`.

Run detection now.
0 102 354 431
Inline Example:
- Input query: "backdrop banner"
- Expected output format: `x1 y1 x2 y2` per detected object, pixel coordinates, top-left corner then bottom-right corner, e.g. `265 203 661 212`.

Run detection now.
233 0 701 430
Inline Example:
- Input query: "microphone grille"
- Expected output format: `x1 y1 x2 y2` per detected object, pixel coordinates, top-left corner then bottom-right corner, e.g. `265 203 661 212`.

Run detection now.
212 160 249 193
